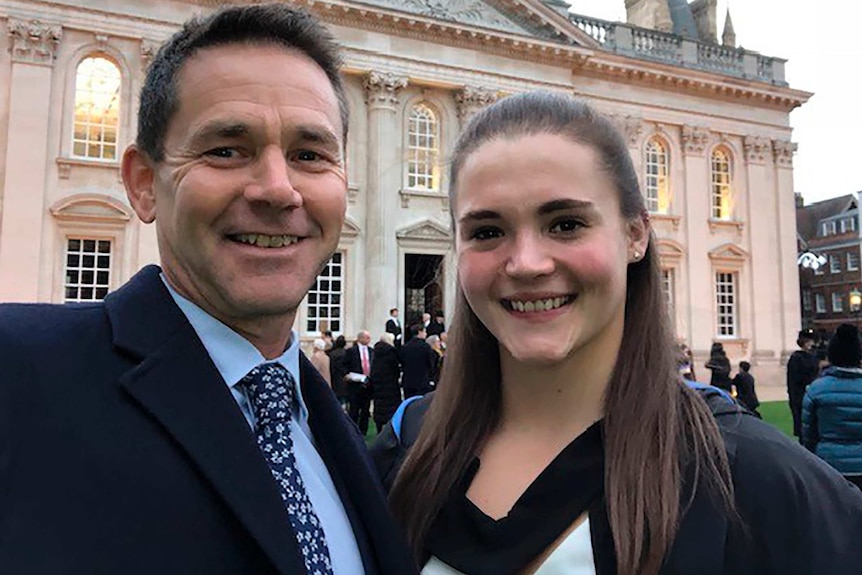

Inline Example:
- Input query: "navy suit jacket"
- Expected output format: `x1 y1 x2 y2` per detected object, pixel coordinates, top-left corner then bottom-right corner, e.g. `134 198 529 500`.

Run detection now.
0 265 417 575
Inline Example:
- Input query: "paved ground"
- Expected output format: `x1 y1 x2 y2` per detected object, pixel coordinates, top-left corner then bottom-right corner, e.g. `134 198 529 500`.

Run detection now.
756 384 787 402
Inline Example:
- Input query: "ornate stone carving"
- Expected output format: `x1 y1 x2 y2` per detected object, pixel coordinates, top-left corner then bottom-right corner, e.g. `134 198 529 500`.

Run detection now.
140 38 159 71
363 0 526 35
454 85 499 125
772 139 797 168
396 218 453 242
609 114 643 147
682 125 710 156
743 136 770 165
7 18 62 65
94 34 109 49
363 71 408 108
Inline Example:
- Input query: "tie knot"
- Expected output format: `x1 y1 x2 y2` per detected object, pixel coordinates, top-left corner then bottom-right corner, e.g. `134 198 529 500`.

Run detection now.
241 362 295 427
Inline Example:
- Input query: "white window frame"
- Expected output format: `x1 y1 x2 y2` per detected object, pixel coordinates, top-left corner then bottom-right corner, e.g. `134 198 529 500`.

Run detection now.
715 271 738 337
831 254 841 274
644 137 670 214
304 251 344 335
72 56 121 162
833 292 844 313
710 148 732 220
848 252 859 272
406 103 440 191
64 238 112 302
815 293 827 314
661 267 675 320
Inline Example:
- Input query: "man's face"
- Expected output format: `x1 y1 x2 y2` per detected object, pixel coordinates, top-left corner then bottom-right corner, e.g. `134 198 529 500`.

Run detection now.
358 332 371 346
124 43 346 351
422 313 430 323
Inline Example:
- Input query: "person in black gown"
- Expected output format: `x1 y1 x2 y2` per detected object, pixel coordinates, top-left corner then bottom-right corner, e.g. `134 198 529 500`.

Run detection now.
373 91 862 575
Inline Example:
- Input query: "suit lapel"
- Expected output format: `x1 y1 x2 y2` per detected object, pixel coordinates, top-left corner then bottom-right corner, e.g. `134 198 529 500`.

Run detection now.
106 267 305 575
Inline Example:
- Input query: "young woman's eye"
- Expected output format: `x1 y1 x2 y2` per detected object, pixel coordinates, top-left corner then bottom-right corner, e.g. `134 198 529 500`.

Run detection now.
470 226 503 241
549 218 583 234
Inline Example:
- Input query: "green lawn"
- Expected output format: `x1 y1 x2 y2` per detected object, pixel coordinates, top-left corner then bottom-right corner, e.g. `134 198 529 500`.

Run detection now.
759 400 794 437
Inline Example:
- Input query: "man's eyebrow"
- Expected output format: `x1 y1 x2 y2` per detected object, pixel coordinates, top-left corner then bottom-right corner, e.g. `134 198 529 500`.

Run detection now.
188 121 249 143
537 198 595 215
294 125 341 149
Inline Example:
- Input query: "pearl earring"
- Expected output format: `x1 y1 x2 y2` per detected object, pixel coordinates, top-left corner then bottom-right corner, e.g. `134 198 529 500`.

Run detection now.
633 251 640 261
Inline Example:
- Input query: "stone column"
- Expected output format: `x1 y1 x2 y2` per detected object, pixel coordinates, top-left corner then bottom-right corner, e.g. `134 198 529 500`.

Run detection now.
362 70 407 331
0 19 62 301
454 86 499 128
773 139 801 356
680 125 711 353
743 136 777 356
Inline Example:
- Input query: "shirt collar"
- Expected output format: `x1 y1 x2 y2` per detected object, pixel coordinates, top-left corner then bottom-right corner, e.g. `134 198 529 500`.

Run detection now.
160 274 307 417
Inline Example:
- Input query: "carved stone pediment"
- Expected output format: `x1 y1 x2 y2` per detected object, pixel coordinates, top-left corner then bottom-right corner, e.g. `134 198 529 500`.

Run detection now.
357 0 532 37
341 216 361 238
396 218 452 241
656 238 685 262
50 194 132 222
708 242 749 263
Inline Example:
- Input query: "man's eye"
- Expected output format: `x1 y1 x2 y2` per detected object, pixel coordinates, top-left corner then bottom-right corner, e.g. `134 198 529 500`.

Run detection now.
295 150 322 162
204 147 239 159
470 227 503 241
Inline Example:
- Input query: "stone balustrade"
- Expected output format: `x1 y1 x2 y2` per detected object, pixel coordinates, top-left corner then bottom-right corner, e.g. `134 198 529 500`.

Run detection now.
569 13 786 86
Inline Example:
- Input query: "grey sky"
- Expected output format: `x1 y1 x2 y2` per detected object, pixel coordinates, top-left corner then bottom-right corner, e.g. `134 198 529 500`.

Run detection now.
567 0 862 204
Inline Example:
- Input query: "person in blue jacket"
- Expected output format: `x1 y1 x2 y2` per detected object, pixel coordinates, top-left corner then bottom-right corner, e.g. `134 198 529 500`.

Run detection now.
803 323 862 490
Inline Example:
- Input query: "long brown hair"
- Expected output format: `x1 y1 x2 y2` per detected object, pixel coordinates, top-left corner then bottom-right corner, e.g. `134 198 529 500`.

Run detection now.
389 92 734 574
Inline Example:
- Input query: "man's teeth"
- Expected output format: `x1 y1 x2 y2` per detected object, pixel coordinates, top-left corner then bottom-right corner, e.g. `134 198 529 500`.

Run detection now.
507 296 571 312
233 234 298 248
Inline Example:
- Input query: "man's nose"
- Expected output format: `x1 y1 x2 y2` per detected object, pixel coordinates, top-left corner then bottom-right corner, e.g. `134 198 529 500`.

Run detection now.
504 233 555 278
244 146 303 208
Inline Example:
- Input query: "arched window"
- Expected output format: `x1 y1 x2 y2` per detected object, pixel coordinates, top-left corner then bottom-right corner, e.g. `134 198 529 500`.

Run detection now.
73 56 121 161
644 137 670 213
711 148 733 220
406 103 440 191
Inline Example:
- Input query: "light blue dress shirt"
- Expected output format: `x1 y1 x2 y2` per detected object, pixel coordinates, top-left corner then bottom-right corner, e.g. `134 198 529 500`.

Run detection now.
161 276 364 575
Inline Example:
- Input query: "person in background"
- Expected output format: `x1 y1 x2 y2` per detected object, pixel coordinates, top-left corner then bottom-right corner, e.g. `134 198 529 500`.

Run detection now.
320 330 334 351
803 323 862 491
0 4 417 574
328 335 349 409
788 329 821 440
310 338 331 388
386 307 403 349
426 334 444 386
345 330 374 435
732 361 760 417
400 324 438 399
704 342 732 392
678 342 697 382
375 91 862 575
371 332 402 433
427 311 445 337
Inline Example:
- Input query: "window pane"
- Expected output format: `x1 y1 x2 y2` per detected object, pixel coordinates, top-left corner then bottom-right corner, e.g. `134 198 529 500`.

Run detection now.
73 57 121 161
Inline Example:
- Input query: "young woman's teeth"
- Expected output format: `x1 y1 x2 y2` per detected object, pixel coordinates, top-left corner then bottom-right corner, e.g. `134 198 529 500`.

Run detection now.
507 297 571 312
233 234 297 248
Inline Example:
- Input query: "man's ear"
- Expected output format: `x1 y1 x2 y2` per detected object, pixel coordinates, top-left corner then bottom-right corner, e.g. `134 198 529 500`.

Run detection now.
122 145 157 224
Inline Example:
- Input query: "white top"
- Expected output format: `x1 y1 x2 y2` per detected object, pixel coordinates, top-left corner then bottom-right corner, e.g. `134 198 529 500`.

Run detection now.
421 517 596 575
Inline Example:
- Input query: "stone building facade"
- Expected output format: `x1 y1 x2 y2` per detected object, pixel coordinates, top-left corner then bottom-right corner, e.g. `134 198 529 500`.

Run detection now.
0 0 811 385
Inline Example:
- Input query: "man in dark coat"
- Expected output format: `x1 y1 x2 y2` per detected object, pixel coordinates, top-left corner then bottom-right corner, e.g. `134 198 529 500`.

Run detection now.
0 6 417 574
370 333 402 432
732 361 760 417
400 324 439 398
385 307 402 349
426 311 445 337
787 329 821 439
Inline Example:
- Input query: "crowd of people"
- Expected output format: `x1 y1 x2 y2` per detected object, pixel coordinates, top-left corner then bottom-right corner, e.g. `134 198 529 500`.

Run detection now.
310 314 447 435
1 3 861 575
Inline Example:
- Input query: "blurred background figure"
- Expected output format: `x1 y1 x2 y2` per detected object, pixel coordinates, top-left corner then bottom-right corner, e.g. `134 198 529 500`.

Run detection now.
385 307 402 349
677 342 696 382
371 332 402 433
310 338 331 388
788 329 821 441
803 323 862 491
400 324 437 398
426 334 444 386
427 311 445 337
704 342 732 393
328 335 349 409
732 361 760 418
345 330 374 435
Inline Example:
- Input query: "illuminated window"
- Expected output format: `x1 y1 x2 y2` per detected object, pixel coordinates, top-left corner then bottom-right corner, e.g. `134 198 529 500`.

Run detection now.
64 238 111 302
406 104 440 191
662 268 675 320
833 292 844 313
644 137 670 213
715 272 737 337
306 252 343 334
73 56 121 161
710 148 733 220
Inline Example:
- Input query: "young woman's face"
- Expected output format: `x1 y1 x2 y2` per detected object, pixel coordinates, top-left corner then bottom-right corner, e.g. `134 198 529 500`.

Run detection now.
454 133 648 366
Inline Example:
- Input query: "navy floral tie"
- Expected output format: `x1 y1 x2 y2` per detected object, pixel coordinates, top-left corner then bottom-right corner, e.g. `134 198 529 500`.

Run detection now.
241 363 334 575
